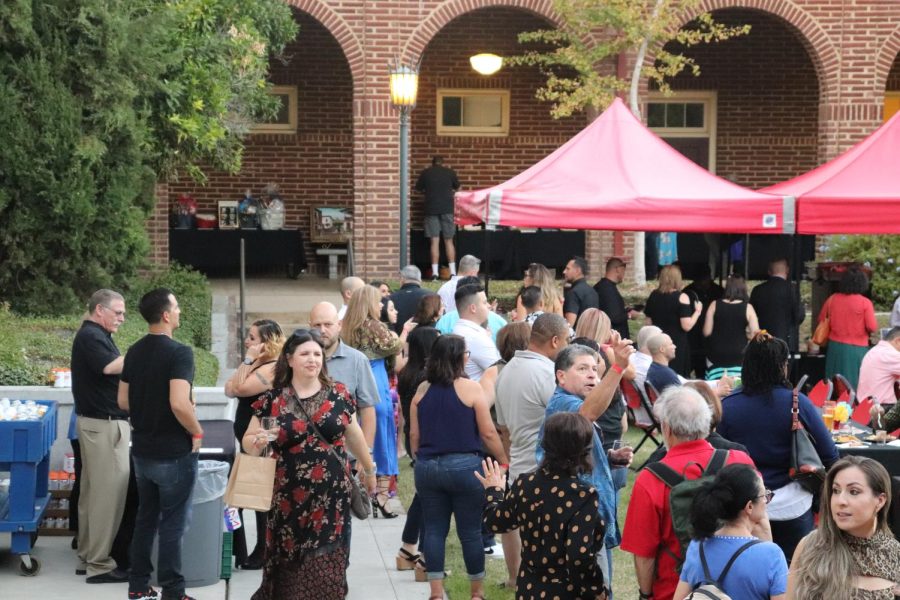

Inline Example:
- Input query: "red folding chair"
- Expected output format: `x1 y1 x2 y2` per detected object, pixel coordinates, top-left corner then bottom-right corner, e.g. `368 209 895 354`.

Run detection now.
621 380 662 456
832 374 856 405
806 379 833 408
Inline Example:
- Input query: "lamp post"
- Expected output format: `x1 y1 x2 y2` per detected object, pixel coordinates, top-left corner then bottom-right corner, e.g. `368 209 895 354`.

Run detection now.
389 60 419 268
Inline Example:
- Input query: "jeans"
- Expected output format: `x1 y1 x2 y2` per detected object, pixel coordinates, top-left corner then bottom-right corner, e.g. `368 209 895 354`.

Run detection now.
604 465 627 598
415 453 485 581
771 509 815 564
129 453 198 599
401 493 424 547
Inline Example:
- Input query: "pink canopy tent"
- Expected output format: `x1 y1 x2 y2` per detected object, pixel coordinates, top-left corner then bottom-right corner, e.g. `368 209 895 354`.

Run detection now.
455 98 794 234
763 109 900 234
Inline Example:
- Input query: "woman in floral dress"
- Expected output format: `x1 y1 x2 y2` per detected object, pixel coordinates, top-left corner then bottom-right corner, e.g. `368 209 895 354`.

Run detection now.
243 329 376 600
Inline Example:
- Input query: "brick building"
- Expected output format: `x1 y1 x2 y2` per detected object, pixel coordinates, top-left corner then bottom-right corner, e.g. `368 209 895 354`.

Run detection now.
156 0 900 280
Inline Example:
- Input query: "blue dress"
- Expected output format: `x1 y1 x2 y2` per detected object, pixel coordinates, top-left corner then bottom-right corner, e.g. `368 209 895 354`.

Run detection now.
370 357 398 476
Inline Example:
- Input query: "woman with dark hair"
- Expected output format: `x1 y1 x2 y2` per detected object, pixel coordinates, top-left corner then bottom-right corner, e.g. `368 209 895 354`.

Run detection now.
371 280 392 298
242 329 376 600
395 326 441 572
789 456 900 599
644 264 703 377
343 285 404 517
477 412 608 600
820 267 877 388
702 276 760 380
410 335 508 600
673 464 788 599
717 332 839 562
224 318 284 569
413 293 444 328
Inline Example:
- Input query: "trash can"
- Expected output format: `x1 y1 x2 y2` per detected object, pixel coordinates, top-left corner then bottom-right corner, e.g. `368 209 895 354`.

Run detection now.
152 460 229 588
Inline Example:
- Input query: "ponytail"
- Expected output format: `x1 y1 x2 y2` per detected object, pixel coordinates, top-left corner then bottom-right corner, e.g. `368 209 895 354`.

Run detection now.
689 464 761 539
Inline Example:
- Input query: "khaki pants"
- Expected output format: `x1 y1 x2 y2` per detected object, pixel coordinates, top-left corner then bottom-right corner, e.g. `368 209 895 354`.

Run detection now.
76 416 130 576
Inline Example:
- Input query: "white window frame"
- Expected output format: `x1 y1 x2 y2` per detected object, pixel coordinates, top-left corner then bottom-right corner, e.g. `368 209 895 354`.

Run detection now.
647 91 717 173
436 88 510 137
251 85 298 134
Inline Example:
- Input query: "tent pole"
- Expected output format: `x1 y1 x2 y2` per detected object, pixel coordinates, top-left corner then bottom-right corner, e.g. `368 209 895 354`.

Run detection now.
483 224 491 298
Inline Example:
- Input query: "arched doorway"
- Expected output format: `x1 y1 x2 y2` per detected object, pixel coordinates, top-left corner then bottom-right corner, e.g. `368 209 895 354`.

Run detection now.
885 52 900 121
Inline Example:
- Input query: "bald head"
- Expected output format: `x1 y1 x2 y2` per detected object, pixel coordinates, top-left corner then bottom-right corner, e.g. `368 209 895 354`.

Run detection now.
647 333 676 363
340 277 365 303
309 302 341 351
636 325 662 353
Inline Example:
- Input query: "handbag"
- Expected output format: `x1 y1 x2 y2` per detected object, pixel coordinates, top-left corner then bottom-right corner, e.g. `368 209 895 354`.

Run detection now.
291 389 372 520
224 452 276 511
789 387 826 494
812 297 831 347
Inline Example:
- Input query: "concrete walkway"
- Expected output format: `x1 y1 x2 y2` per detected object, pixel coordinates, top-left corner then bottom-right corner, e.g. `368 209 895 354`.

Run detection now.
0 275 436 599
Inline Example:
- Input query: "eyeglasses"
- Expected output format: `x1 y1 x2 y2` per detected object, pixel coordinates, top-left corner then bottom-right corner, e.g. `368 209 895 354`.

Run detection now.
290 328 322 340
464 350 471 358
757 490 775 504
102 305 125 317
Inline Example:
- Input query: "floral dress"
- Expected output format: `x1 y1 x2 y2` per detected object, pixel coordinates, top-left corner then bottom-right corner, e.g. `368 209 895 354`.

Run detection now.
250 384 356 600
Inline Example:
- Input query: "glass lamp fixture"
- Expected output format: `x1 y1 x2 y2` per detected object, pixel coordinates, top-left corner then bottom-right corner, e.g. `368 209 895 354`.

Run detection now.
470 53 503 75
389 63 419 109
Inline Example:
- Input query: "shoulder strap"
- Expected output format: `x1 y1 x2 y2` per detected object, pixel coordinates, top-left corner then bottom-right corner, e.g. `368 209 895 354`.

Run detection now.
716 540 763 586
645 461 684 489
699 541 715 584
704 450 729 475
791 387 802 431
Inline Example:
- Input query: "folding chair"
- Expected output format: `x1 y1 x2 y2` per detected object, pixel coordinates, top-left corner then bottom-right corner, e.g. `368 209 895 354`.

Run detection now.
634 381 666 471
621 379 661 456
806 378 833 408
832 373 857 405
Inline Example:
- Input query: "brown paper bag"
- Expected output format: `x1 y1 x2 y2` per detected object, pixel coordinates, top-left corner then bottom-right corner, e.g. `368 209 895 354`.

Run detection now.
224 452 276 511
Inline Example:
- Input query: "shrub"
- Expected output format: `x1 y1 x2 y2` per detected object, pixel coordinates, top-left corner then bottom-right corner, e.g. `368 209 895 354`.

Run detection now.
827 235 900 311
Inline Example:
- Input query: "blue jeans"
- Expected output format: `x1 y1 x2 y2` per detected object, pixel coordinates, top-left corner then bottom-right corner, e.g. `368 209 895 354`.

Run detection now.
415 453 485 581
129 453 198 599
401 493 424 547
771 508 815 564
604 465 628 599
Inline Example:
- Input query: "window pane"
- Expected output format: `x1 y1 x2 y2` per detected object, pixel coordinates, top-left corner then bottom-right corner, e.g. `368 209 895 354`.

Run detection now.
666 103 685 128
685 103 704 128
462 95 503 127
647 103 665 128
442 96 462 126
273 94 290 124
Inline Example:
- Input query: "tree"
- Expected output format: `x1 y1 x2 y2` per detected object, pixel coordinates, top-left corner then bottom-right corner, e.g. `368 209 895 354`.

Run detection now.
0 0 296 313
513 0 749 283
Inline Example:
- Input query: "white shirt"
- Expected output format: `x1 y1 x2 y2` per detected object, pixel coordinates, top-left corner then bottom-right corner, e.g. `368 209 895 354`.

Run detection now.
453 318 500 382
438 276 459 313
337 304 348 320
630 351 653 387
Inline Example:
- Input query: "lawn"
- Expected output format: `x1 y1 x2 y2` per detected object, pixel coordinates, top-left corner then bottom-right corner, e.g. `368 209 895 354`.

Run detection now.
395 426 658 600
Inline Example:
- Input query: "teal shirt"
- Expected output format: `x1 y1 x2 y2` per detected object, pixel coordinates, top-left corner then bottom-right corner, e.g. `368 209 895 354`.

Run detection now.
435 310 508 342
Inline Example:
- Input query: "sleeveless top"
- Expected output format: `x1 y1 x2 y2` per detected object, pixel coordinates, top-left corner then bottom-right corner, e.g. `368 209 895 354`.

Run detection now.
706 301 749 367
416 382 481 459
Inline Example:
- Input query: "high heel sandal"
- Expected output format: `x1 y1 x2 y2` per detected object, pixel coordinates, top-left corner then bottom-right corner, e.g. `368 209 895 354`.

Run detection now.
371 496 399 519
395 547 420 571
415 558 449 582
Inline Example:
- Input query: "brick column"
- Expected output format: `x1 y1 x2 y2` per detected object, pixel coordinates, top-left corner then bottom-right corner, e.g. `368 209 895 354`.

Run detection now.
146 183 170 268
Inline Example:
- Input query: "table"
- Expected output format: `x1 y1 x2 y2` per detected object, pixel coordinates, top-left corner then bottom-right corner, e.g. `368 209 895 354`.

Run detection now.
169 229 307 278
411 228 585 279
837 441 900 476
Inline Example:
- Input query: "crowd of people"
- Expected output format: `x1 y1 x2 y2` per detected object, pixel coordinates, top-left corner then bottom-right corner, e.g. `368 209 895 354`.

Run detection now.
65 251 900 600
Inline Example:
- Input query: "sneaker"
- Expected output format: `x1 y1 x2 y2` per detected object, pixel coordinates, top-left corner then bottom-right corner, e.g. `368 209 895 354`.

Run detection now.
128 589 159 600
485 544 505 559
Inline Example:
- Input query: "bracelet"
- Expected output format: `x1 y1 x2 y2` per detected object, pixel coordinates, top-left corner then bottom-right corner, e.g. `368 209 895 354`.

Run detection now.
499 463 509 470
192 433 204 440
364 463 377 476
639 591 653 600
612 363 624 374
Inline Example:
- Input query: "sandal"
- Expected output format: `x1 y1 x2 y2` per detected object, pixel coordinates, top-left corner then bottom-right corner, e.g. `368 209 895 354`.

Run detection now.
396 547 420 571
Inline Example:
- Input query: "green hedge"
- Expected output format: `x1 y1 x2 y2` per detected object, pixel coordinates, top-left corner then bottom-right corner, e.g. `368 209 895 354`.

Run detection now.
827 235 900 311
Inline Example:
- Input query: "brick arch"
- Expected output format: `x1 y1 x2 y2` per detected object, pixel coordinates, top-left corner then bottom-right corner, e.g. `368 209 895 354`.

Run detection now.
875 23 900 93
286 0 364 87
403 0 563 61
681 0 840 99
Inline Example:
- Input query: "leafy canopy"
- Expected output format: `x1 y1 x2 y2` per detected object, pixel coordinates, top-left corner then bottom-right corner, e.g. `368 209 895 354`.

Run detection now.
512 0 750 118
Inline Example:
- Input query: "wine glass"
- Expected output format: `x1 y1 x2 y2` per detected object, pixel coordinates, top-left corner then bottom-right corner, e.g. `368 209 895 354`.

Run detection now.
261 417 278 442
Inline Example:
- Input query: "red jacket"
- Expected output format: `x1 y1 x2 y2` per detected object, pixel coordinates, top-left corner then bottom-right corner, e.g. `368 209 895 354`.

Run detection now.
819 293 877 347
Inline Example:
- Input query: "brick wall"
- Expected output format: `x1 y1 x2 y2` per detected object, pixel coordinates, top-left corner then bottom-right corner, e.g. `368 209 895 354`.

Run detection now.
167 9 354 273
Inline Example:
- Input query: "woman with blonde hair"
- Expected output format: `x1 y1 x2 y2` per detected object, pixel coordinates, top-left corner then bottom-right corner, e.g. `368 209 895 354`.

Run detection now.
225 318 284 569
645 264 702 376
788 456 900 599
515 263 563 320
343 285 405 517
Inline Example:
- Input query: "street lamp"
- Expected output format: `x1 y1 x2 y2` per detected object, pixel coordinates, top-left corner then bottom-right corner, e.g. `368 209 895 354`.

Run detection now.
389 59 420 269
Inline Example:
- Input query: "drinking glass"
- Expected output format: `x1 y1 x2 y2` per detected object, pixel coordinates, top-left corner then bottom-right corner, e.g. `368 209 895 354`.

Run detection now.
261 416 278 442
612 439 632 452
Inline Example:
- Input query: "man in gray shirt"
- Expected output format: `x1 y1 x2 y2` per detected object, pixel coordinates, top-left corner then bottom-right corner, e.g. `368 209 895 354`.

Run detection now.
309 302 379 448
492 313 570 588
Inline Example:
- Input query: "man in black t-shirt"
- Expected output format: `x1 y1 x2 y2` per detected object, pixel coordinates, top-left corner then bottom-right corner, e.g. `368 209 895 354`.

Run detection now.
594 257 632 341
563 256 599 326
415 155 460 279
119 288 203 600
71 289 130 583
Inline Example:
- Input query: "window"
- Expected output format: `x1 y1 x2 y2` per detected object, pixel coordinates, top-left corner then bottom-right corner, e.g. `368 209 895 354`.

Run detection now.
885 92 900 123
647 92 717 172
251 85 297 134
436 89 510 136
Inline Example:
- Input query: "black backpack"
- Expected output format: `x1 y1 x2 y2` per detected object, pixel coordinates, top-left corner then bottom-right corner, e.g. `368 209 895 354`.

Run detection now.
645 449 730 572
687 539 762 599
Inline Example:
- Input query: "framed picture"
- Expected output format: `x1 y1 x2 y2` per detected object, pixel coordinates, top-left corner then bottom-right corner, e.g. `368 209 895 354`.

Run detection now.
218 201 239 230
310 207 352 243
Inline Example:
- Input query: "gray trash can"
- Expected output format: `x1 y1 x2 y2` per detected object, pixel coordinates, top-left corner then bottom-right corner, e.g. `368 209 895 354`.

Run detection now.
152 460 230 588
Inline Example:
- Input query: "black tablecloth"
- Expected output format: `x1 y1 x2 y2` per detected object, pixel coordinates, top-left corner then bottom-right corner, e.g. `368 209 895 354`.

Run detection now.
411 228 585 279
838 444 900 476
169 229 307 278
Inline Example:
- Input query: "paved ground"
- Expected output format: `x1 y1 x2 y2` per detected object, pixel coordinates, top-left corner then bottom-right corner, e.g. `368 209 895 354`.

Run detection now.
1 275 437 599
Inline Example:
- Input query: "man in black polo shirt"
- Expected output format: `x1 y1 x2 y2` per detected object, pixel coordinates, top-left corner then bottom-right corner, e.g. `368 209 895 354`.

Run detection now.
119 288 203 600
71 289 130 583
415 155 460 279
563 256 599 326
594 257 631 341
